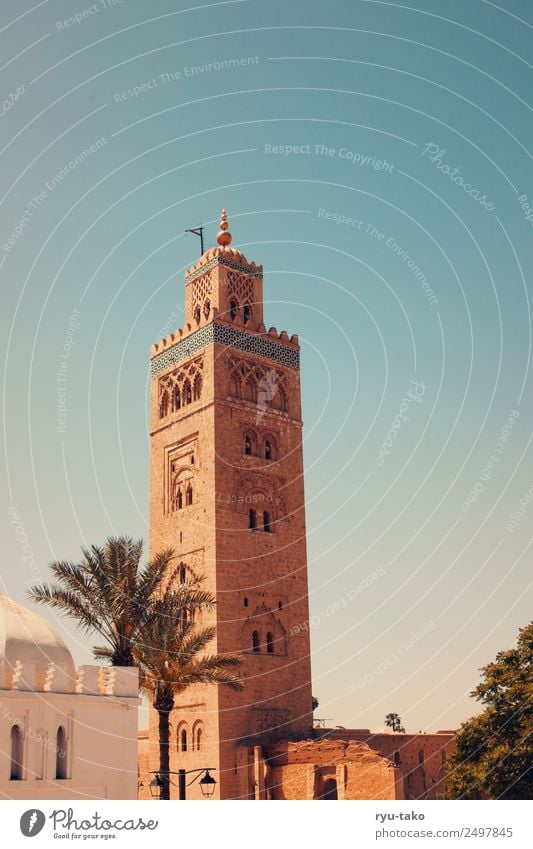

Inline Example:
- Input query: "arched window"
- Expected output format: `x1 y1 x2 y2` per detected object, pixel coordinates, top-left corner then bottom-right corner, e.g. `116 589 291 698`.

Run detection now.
203 299 211 319
244 435 252 455
272 386 288 413
176 488 183 510
244 597 248 607
10 725 23 780
265 440 272 460
229 299 238 320
180 729 188 752
193 305 201 325
263 511 271 533
244 379 257 403
278 601 283 610
243 304 252 323
183 380 192 405
196 727 203 751
418 749 424 765
56 726 67 779
266 632 274 654
252 631 260 653
249 509 257 530
179 564 186 584
186 485 193 506
394 751 401 767
172 385 181 411
159 391 169 418
193 374 202 401
230 375 241 398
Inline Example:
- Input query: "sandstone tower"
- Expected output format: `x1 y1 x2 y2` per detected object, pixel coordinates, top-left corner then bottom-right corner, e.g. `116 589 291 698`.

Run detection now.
148 211 313 799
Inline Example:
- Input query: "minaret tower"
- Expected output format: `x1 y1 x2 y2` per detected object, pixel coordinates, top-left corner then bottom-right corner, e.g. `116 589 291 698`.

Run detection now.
148 211 313 799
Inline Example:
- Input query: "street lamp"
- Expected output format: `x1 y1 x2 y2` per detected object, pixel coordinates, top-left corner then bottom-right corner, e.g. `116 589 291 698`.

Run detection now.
149 775 163 798
198 770 216 797
148 768 216 799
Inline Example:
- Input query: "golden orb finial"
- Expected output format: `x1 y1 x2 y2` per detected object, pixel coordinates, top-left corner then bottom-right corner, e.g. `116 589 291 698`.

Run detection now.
216 208 232 247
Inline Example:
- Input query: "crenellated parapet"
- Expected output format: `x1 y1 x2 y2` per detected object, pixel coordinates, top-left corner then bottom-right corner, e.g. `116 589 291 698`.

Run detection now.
75 665 138 698
3 660 138 698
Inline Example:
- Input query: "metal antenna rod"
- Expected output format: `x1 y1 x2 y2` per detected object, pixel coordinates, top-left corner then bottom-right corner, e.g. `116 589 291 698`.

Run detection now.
185 225 204 256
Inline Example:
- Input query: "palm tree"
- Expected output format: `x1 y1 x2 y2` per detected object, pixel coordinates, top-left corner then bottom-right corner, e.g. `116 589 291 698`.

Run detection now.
28 535 243 800
135 591 242 800
385 712 406 733
28 537 176 666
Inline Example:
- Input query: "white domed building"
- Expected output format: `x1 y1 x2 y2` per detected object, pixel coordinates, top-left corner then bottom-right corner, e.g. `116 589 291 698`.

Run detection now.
0 595 139 799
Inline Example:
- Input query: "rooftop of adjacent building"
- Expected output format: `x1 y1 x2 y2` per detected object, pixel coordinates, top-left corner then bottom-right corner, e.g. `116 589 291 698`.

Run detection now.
0 593 76 689
0 594 138 698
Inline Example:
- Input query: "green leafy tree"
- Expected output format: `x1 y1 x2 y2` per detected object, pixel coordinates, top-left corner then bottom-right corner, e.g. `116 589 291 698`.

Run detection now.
385 712 406 733
446 622 533 799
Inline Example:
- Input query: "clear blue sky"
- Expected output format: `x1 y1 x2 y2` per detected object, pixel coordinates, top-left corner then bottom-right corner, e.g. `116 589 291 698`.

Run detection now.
1 0 532 733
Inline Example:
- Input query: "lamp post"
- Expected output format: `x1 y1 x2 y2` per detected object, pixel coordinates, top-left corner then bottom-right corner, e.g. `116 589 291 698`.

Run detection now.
149 768 216 800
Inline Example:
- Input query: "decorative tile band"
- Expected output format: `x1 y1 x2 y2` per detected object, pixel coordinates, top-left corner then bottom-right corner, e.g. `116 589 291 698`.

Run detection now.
186 255 263 283
151 323 299 375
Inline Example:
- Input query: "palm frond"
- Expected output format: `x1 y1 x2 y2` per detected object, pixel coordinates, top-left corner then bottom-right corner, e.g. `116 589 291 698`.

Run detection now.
28 586 102 633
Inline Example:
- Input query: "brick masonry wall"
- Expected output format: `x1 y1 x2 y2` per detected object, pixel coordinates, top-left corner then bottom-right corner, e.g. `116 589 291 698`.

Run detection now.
146 246 313 799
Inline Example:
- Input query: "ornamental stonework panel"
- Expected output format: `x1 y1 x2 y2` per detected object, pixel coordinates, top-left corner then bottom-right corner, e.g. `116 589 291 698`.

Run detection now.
226 271 254 308
151 322 299 375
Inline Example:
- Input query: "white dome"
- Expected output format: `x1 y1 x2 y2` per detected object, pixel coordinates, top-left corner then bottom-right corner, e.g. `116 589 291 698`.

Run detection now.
0 595 76 692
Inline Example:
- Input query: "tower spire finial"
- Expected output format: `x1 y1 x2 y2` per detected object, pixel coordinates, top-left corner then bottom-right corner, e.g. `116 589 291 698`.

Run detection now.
216 208 232 247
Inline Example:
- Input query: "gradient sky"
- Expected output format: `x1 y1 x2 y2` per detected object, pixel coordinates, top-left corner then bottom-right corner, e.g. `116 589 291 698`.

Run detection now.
1 0 532 733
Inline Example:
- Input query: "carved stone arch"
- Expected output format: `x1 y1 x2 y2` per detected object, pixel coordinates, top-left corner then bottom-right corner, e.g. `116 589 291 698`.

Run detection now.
178 561 190 585
243 375 258 403
177 721 190 753
243 428 258 456
171 467 193 512
241 603 287 656
10 724 24 780
192 720 205 752
191 270 213 313
234 472 287 521
193 372 202 401
271 382 288 412
228 295 239 320
159 389 169 418
230 372 242 398
172 383 181 411
183 378 192 405
262 431 278 460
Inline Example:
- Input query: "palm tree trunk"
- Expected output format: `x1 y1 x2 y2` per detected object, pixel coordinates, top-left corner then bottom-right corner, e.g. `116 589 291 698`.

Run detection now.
157 708 171 800
155 690 174 801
